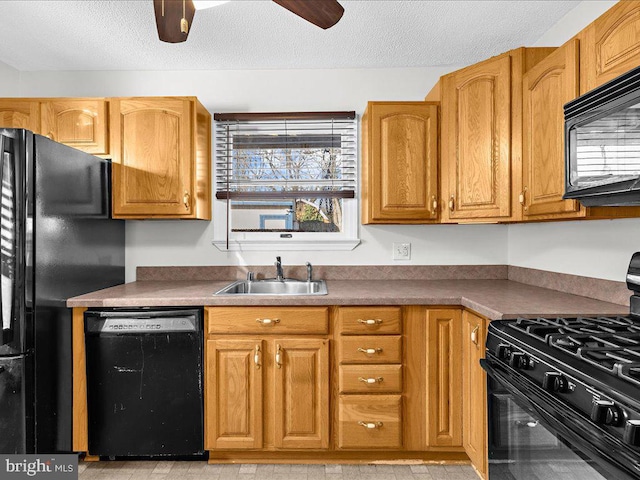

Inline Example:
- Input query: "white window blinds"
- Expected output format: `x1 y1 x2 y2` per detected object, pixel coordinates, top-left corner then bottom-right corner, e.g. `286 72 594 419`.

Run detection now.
214 112 357 200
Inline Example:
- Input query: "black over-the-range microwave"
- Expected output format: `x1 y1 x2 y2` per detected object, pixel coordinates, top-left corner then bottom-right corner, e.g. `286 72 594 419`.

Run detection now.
564 64 640 206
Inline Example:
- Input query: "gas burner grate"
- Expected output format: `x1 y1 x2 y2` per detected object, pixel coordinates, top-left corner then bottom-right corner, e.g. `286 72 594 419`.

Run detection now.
509 315 640 385
509 316 640 343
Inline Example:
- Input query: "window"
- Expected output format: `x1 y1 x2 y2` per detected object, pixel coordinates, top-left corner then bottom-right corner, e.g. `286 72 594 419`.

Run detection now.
212 112 359 250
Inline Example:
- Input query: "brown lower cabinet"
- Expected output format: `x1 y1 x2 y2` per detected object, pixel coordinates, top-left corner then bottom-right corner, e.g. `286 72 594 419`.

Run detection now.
73 305 488 472
462 310 488 480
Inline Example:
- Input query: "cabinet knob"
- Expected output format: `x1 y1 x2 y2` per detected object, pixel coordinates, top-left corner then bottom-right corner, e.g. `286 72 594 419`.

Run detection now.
183 191 191 210
519 187 527 209
358 421 383 429
431 195 438 215
45 132 55 140
275 343 282 369
357 347 383 355
256 317 280 325
254 345 261 369
449 195 455 211
358 377 384 384
471 325 479 346
357 318 383 325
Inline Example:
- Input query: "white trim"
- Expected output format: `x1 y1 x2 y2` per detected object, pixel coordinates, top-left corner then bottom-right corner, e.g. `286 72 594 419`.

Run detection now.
212 238 361 251
212 112 360 250
212 197 360 251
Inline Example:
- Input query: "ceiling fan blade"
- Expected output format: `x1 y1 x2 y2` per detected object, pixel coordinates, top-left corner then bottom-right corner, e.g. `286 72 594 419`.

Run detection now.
273 0 344 29
153 0 196 43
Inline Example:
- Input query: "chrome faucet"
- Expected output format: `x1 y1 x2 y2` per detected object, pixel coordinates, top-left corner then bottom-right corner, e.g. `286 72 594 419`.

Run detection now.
275 256 285 281
306 262 313 282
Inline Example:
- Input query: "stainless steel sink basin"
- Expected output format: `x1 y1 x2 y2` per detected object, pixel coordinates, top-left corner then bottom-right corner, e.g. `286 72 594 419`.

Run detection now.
215 279 328 296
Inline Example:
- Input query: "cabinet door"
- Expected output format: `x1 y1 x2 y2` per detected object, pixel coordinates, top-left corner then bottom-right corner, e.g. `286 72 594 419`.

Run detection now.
582 1 640 92
442 54 511 221
206 339 263 450
363 102 438 223
273 338 329 449
462 311 487 479
41 99 108 155
522 40 581 218
111 98 193 217
0 99 40 132
426 309 462 447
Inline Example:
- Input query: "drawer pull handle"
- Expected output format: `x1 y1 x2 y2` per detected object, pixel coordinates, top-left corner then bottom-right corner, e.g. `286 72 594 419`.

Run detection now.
471 325 479 346
254 345 261 369
256 318 280 325
357 347 383 355
431 195 438 215
275 344 282 369
449 195 455 211
358 377 384 384
358 421 383 429
357 318 383 325
183 191 191 210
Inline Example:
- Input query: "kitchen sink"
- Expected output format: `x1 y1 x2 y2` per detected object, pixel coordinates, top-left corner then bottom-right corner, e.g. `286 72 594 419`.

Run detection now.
214 279 328 296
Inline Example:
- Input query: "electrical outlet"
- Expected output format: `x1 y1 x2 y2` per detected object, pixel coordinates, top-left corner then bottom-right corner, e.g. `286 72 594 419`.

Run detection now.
392 242 411 260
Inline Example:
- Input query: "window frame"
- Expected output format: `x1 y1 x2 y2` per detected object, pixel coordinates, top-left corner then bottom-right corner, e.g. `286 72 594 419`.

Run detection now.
211 112 360 251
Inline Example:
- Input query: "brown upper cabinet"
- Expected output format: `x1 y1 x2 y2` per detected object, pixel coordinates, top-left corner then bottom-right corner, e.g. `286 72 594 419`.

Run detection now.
40 99 109 156
522 40 581 219
0 96 212 220
580 1 640 94
110 97 211 219
0 99 41 132
361 102 439 224
0 98 107 155
440 48 555 223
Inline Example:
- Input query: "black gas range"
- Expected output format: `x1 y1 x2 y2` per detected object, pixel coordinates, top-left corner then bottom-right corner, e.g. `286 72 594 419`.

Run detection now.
481 254 640 480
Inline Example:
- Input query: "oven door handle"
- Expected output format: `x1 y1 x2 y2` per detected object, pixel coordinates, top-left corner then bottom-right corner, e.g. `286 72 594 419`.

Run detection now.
481 357 640 480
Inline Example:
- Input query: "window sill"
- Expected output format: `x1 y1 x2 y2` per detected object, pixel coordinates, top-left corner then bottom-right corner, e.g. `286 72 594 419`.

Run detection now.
212 239 361 251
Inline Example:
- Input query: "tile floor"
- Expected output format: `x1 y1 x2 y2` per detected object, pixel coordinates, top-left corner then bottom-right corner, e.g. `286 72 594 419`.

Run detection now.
78 462 480 480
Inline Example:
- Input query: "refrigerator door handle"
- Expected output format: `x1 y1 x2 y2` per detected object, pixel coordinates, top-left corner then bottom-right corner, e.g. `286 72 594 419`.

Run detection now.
0 134 6 347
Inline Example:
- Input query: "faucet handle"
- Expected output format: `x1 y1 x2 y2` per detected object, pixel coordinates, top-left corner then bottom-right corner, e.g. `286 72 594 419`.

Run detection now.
247 271 255 282
306 262 313 282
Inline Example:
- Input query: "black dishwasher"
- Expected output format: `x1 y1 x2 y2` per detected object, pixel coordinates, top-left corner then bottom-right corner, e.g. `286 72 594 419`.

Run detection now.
84 308 204 457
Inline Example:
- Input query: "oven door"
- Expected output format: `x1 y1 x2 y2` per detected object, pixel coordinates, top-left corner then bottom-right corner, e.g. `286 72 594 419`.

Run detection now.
481 357 640 480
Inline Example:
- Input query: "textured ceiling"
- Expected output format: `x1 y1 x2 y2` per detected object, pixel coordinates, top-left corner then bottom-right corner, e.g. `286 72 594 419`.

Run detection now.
0 0 580 72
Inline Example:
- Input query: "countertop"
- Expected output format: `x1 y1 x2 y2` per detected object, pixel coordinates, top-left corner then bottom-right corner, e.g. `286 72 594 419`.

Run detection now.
66 279 629 320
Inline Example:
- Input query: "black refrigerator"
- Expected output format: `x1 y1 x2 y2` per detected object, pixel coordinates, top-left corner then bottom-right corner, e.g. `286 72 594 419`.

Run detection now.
0 129 125 454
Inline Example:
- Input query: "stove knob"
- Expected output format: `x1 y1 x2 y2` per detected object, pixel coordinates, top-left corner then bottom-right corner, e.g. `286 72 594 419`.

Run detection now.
542 372 568 393
624 420 640 447
495 343 512 359
509 352 531 370
591 400 622 426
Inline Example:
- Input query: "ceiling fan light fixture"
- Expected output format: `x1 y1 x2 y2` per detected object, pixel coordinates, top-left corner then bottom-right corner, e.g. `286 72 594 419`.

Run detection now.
192 0 230 10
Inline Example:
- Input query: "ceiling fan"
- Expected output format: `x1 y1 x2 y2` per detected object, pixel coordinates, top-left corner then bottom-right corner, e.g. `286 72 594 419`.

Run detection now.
153 0 345 43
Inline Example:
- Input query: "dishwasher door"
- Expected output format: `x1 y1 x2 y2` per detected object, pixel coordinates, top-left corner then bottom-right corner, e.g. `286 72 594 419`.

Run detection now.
84 309 203 457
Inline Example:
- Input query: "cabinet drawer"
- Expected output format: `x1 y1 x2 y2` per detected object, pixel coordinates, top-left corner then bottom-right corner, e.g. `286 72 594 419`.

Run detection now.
338 336 402 364
338 395 402 449
339 365 402 393
206 307 329 335
337 307 401 335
